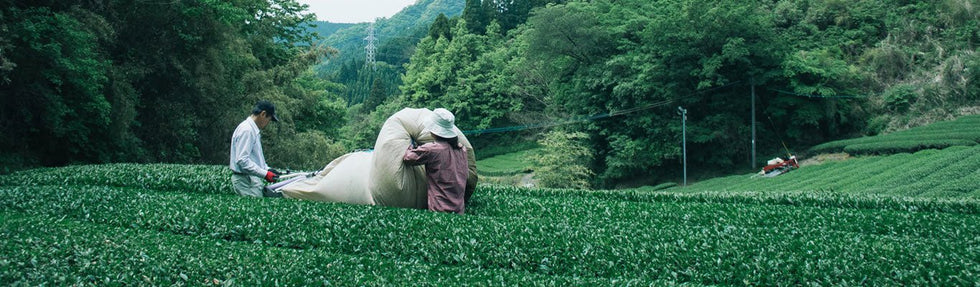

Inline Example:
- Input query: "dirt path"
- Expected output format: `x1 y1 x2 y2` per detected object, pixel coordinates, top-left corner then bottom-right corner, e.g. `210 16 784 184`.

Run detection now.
799 153 852 167
519 173 537 188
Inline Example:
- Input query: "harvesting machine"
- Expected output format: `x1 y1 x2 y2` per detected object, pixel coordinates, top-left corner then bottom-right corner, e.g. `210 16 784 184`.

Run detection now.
759 156 799 177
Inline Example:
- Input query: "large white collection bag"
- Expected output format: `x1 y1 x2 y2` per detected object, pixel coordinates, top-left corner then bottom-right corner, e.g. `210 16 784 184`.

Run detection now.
278 108 478 208
278 151 375 205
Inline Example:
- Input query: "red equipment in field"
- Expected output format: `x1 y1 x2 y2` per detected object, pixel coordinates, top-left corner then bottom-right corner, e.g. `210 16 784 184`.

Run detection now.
760 155 799 177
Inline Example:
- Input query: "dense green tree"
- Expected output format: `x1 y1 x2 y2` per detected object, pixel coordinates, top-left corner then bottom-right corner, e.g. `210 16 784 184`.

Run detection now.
3 0 974 184
459 0 563 35
381 0 977 187
364 78 386 112
0 9 13 84
586 0 785 182
462 0 488 35
524 2 614 76
315 0 465 88
497 0 561 32
428 13 452 40
509 0 897 185
289 69 347 138
444 22 524 129
1 7 112 165
0 0 342 171
332 60 402 108
401 19 522 131
401 32 453 105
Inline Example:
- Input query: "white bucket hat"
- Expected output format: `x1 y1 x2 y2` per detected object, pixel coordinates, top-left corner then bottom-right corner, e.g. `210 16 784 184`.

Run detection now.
427 108 457 138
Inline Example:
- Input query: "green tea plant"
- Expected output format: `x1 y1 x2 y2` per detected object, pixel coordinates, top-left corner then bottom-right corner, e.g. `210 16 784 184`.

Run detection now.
1 211 646 286
1 183 977 285
2 140 978 285
810 115 980 155
842 139 976 155
0 163 232 194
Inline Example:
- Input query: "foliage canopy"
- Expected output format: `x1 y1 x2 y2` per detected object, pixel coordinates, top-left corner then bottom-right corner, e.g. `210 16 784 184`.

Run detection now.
395 0 978 187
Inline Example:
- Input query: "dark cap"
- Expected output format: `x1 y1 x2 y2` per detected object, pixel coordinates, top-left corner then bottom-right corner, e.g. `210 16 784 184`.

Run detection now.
253 100 279 122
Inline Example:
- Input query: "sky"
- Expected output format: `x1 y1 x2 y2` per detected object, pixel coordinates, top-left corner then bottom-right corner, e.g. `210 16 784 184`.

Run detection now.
295 0 417 23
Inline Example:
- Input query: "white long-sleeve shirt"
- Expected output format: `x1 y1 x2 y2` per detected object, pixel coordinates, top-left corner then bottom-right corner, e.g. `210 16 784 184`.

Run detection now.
229 117 269 177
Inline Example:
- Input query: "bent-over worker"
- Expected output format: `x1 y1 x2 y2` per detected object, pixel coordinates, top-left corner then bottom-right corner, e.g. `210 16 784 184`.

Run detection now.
230 100 281 197
403 108 469 214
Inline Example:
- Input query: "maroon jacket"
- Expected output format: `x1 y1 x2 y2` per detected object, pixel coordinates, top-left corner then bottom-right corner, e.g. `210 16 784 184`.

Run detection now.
403 141 469 214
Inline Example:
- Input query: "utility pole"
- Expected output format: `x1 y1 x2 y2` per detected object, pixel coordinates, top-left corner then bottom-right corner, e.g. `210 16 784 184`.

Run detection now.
364 23 376 70
678 106 688 186
752 79 755 170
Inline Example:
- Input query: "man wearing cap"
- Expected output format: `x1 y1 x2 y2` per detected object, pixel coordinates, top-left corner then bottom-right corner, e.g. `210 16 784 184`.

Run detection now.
229 100 281 197
403 108 469 214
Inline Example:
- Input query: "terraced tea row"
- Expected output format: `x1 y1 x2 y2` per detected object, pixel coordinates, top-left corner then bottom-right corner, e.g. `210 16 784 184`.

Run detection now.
679 145 980 199
810 115 980 155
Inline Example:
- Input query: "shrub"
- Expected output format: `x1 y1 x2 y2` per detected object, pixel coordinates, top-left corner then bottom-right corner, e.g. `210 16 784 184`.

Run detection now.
843 139 976 155
530 131 593 189
266 130 348 171
882 84 917 112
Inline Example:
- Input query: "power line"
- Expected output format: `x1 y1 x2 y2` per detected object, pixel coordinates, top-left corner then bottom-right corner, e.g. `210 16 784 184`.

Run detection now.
462 99 678 135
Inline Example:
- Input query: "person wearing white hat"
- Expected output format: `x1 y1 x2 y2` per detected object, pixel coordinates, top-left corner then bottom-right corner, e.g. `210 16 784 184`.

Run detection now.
403 108 469 214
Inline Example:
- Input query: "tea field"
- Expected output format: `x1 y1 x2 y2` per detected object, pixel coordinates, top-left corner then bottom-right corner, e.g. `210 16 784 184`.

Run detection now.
669 113 979 199
809 114 980 155
670 145 980 199
2 151 978 285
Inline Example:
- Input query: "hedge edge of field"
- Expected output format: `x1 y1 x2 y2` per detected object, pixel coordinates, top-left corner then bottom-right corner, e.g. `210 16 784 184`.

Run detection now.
809 115 980 154
494 185 980 215
1 162 977 215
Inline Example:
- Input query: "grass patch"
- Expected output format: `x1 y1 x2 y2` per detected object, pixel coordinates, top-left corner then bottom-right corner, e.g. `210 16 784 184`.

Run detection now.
477 148 540 177
475 141 541 159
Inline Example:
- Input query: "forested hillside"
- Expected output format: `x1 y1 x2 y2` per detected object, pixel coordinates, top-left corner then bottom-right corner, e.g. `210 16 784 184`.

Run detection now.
338 0 566 148
0 0 350 173
1 0 976 189
387 0 978 188
313 0 465 120
306 21 356 39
